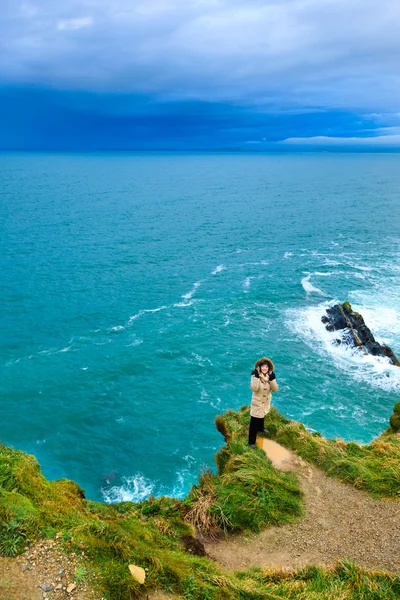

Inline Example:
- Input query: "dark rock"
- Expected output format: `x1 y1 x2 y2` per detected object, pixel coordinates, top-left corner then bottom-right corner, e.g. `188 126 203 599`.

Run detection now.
321 302 400 366
39 584 54 592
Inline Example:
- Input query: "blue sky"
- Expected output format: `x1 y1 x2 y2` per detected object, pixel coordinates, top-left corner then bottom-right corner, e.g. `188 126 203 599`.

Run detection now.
1 0 400 149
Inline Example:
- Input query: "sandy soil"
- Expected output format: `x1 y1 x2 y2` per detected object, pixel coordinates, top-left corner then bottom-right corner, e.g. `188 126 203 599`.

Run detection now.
202 438 400 573
0 538 99 600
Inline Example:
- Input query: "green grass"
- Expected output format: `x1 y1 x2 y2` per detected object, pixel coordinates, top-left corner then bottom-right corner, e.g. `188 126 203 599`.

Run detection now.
187 432 303 535
218 405 400 499
1 401 400 599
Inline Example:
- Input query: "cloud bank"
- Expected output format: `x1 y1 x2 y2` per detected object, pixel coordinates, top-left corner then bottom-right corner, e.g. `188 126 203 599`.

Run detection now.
1 1 400 148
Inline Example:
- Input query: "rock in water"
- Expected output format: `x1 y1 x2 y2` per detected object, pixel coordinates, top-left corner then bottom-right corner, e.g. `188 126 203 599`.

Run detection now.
321 302 400 366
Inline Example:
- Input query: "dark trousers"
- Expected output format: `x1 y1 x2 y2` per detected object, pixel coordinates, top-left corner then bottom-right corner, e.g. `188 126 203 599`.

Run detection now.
248 416 265 445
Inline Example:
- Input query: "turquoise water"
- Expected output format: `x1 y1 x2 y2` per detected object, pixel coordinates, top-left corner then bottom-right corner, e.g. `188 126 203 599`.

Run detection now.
1 151 400 502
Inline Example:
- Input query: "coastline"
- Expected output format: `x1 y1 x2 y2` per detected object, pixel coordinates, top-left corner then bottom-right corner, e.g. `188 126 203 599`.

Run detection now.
1 403 400 598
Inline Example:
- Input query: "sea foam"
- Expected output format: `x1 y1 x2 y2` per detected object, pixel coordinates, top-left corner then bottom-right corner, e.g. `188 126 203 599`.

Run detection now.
286 301 400 392
301 274 324 294
211 264 225 275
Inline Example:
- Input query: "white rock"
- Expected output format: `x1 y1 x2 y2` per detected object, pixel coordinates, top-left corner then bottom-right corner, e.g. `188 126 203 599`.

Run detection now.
128 565 146 584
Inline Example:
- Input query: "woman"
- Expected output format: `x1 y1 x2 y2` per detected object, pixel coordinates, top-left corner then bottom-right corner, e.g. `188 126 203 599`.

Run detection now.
248 357 278 448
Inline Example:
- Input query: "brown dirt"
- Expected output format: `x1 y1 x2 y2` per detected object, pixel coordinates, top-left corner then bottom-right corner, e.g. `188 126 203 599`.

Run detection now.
0 537 100 600
202 439 400 573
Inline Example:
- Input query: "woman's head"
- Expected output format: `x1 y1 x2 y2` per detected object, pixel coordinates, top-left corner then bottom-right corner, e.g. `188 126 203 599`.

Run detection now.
254 357 274 374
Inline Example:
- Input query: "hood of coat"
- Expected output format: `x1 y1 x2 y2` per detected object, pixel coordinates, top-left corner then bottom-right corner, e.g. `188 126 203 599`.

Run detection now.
254 357 275 372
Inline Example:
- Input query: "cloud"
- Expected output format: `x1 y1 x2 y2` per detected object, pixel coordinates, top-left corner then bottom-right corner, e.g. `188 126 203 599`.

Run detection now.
57 17 93 31
2 1 400 148
280 134 400 147
2 86 399 150
1 0 399 112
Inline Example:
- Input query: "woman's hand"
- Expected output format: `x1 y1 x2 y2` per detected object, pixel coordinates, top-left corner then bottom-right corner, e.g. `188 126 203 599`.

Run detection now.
269 371 276 381
251 369 260 378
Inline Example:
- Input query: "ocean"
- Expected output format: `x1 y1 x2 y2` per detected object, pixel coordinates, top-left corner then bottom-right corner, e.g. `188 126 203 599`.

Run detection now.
1 151 400 502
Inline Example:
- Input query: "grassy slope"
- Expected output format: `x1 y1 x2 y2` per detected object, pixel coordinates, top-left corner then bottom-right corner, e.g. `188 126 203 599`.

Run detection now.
1 403 400 599
262 407 400 498
217 405 400 498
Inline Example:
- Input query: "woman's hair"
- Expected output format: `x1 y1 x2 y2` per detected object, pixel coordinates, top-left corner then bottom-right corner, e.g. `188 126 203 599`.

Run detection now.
254 357 274 372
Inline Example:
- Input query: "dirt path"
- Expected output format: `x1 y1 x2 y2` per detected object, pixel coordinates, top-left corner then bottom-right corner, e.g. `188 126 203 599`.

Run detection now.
202 438 400 573
0 539 99 600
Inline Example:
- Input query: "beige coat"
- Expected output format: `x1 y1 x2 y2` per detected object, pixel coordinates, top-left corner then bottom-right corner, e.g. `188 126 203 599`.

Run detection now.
250 374 279 418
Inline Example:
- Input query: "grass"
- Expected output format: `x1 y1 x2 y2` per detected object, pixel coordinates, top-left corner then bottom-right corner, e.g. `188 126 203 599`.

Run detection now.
218 405 400 499
0 432 302 599
187 438 303 535
1 401 400 599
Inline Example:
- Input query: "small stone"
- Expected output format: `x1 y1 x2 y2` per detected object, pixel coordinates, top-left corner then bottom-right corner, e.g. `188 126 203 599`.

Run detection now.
39 584 54 592
128 564 146 584
67 583 77 593
55 584 63 590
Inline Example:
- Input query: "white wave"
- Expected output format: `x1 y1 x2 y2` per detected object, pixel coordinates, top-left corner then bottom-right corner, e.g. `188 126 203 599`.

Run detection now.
243 276 253 292
210 396 222 410
5 357 21 366
173 300 193 308
182 281 202 300
324 258 342 266
301 274 323 294
128 305 168 322
102 468 195 503
353 265 374 272
168 471 188 498
183 352 213 367
238 260 269 268
284 252 293 258
349 300 400 341
109 325 125 332
102 473 155 503
199 388 209 403
126 338 143 347
285 302 400 392
81 367 88 371
211 264 225 275
38 349 54 356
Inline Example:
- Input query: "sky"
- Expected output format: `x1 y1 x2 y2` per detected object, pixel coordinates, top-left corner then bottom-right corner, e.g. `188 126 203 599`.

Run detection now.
1 0 400 149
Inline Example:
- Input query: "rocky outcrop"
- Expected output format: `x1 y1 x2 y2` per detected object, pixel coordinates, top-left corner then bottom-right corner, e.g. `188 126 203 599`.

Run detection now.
321 302 400 366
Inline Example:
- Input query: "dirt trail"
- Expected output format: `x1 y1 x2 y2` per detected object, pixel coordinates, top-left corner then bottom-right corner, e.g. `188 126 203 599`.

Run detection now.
0 539 98 600
202 438 400 573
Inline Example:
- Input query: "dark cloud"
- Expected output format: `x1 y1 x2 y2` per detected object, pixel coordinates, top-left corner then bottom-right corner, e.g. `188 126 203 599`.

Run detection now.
1 86 399 149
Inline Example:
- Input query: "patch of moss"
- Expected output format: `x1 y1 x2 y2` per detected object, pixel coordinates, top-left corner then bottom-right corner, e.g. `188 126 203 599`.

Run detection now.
393 402 400 416
389 413 400 432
